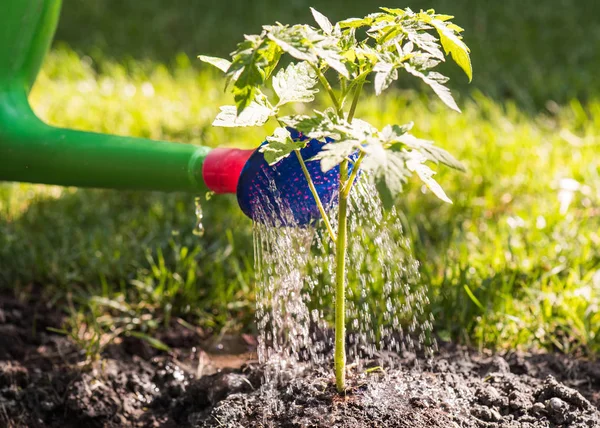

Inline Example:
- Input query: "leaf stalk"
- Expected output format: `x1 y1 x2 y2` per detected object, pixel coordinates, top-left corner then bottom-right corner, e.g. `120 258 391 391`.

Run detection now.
342 152 366 199
312 65 343 118
347 76 365 123
294 149 337 243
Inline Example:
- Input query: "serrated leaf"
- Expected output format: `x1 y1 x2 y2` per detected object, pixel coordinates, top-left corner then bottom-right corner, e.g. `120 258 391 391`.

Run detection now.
310 7 333 35
345 119 378 140
406 32 445 61
446 23 464 33
434 14 455 22
212 101 274 127
363 146 411 208
379 7 407 16
232 85 258 114
404 65 460 112
265 24 350 79
379 123 414 144
265 25 318 62
198 55 232 72
406 151 452 203
430 19 472 82
260 127 306 165
228 35 282 113
314 45 350 79
279 113 334 139
398 134 465 171
309 140 361 172
373 61 398 95
280 109 338 140
338 17 374 29
273 62 318 107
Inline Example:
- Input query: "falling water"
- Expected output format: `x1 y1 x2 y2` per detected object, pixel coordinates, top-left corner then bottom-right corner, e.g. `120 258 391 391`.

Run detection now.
253 177 435 388
193 196 205 237
344 180 436 363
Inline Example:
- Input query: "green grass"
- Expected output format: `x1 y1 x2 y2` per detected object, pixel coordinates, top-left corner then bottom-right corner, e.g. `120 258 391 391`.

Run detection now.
56 0 600 108
1 0 600 356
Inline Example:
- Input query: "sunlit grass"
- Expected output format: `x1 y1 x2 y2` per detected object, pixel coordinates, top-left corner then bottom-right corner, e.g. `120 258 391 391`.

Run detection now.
1 38 599 355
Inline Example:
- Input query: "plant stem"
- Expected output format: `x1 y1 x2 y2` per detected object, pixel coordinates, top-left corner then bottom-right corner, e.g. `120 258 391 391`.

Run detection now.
343 152 366 198
347 77 365 123
294 149 337 243
334 159 349 393
312 65 343 118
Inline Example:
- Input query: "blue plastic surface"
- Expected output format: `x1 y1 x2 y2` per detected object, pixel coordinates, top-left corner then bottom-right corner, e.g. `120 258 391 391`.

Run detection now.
237 129 355 226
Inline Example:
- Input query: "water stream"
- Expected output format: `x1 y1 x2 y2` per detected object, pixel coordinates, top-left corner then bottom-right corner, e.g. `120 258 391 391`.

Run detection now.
252 178 435 387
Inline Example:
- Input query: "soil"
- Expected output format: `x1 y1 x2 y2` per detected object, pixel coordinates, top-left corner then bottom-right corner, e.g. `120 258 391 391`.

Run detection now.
1 293 599 427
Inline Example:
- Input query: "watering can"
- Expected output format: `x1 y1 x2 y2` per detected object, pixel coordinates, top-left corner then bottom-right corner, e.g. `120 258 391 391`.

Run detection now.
0 0 348 225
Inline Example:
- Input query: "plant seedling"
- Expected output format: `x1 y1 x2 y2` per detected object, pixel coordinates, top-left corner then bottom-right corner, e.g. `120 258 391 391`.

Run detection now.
200 6 471 393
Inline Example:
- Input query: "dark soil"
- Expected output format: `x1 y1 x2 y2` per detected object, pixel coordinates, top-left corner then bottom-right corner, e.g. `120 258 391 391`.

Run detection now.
1 294 599 427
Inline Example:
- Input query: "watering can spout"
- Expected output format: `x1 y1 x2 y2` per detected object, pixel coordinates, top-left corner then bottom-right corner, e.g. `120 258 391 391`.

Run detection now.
202 148 254 194
0 85 253 194
0 0 249 195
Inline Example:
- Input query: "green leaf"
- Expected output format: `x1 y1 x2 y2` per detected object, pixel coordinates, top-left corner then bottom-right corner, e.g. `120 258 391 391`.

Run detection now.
379 7 407 16
260 127 306 164
379 123 414 144
281 110 376 142
212 100 274 127
406 31 444 61
338 17 374 29
429 19 472 82
373 61 398 96
228 35 282 113
310 7 333 35
128 331 171 352
363 145 411 208
273 62 318 107
265 24 318 62
464 284 485 310
354 43 379 67
279 113 333 139
47 327 69 335
398 133 465 171
280 109 339 139
434 14 456 22
313 44 350 79
309 140 361 172
265 24 350 79
406 151 452 203
404 65 460 112
198 55 232 72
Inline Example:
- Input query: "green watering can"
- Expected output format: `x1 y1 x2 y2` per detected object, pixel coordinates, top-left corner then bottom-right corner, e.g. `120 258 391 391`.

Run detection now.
0 0 352 226
0 0 255 195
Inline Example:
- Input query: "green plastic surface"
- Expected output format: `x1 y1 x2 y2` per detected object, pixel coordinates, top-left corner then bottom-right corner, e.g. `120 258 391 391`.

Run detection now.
0 0 211 192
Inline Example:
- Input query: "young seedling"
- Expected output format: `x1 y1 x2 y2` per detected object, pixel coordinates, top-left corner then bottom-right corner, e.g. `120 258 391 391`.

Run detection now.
200 6 471 393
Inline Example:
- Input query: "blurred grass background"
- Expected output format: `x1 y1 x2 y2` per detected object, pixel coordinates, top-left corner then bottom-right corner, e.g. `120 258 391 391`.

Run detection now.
1 0 599 355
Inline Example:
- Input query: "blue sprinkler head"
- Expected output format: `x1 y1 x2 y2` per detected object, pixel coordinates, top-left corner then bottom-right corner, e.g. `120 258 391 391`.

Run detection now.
237 129 356 226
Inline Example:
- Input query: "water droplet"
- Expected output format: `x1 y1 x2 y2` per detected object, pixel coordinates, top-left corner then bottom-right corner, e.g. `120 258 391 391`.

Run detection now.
193 196 204 237
251 176 434 394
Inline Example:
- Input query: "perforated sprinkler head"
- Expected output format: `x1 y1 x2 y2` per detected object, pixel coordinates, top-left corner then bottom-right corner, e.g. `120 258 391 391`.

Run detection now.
202 129 356 226
236 129 356 226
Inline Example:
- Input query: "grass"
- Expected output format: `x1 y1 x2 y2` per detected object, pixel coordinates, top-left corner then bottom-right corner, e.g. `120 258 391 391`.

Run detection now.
1 0 600 356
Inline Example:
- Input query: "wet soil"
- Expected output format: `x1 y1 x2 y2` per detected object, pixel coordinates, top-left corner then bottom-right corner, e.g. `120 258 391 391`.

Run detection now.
1 294 599 427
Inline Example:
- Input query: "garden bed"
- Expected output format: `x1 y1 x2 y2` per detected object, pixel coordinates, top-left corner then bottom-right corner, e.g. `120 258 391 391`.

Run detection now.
1 293 598 427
